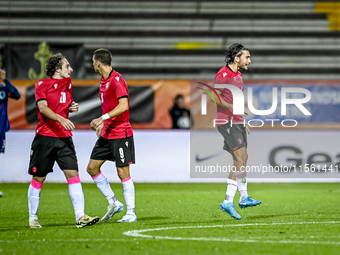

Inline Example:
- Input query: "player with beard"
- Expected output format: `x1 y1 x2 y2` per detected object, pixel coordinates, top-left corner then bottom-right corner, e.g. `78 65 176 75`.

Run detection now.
214 43 261 220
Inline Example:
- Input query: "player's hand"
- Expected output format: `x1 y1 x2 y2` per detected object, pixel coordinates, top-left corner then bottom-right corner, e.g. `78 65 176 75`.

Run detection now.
241 111 249 117
90 117 104 131
0 69 6 81
69 101 79 113
245 122 250 135
96 123 103 138
57 115 75 131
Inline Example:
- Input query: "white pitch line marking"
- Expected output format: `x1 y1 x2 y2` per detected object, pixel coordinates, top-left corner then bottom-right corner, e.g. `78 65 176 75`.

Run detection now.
123 221 340 245
1 221 339 245
0 238 134 243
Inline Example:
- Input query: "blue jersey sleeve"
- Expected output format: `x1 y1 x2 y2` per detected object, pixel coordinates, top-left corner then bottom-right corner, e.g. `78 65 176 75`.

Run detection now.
4 79 20 100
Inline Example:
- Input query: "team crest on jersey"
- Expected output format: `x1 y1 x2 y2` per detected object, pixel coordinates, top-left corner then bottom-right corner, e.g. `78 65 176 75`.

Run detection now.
223 72 227 77
234 77 237 81
54 84 58 89
106 82 109 89
115 76 120 81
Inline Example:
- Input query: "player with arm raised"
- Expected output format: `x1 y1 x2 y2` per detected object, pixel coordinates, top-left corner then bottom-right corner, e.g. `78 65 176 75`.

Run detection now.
87 48 137 223
214 43 261 220
27 53 99 228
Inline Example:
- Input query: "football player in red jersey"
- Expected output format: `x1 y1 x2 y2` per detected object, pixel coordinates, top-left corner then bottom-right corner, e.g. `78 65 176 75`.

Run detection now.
87 48 137 223
27 53 99 228
214 43 261 220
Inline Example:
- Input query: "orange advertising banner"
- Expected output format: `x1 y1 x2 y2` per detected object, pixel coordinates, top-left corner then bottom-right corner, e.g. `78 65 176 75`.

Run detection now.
7 79 340 130
7 80 191 130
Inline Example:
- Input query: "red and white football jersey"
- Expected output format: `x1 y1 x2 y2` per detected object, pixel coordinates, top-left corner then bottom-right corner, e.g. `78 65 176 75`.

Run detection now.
215 65 245 125
99 70 133 139
35 77 73 137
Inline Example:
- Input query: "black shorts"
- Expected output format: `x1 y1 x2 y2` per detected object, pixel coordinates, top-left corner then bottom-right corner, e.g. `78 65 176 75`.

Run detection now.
28 135 78 177
217 123 247 154
90 136 135 167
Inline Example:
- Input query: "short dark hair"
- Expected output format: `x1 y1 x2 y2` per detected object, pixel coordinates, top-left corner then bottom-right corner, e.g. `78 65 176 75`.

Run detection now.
175 94 183 102
45 53 65 77
225 43 249 64
93 48 112 66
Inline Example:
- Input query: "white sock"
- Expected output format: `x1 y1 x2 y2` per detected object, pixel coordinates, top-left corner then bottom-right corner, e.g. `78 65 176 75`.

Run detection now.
225 179 238 203
122 177 135 214
92 171 117 205
236 173 248 200
28 180 43 222
67 176 85 221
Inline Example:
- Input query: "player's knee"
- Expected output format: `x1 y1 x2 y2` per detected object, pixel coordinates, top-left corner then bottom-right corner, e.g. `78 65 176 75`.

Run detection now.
86 159 104 177
86 164 97 176
117 171 128 180
243 152 248 163
241 153 248 165
117 167 130 180
235 151 248 165
33 176 46 183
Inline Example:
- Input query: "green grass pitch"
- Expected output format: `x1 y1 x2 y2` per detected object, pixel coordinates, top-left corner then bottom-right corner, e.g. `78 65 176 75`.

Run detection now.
0 183 339 255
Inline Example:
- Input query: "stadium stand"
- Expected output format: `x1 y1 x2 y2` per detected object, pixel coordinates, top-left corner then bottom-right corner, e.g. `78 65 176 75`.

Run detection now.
0 0 339 80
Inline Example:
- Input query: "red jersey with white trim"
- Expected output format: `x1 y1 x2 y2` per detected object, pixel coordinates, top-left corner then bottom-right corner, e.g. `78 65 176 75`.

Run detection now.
35 77 73 137
214 65 244 125
100 70 133 139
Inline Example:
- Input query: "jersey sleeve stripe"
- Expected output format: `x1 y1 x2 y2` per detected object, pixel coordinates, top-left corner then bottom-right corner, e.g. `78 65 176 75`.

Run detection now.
36 98 47 105
117 95 128 100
